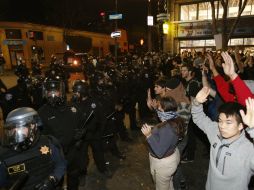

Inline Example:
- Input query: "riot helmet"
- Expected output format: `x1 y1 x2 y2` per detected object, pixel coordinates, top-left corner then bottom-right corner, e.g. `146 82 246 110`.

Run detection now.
3 107 41 151
72 80 89 102
43 76 65 107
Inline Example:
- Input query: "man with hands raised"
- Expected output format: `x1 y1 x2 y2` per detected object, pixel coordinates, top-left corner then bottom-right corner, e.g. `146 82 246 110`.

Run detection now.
207 51 254 106
192 86 254 190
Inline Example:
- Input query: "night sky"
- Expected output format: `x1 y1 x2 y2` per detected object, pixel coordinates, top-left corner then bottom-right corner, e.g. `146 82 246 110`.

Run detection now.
0 0 158 43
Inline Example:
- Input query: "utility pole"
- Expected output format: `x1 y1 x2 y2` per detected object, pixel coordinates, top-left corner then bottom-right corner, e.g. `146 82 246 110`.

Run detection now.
147 0 152 52
114 0 118 65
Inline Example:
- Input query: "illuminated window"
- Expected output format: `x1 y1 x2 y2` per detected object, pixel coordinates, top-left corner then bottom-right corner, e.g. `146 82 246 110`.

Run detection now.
214 1 223 19
198 1 223 20
180 39 216 48
228 0 253 17
229 38 244 45
244 38 254 45
180 4 198 21
193 40 205 47
228 0 239 17
205 39 215 46
5 29 22 39
242 0 254 16
198 2 212 20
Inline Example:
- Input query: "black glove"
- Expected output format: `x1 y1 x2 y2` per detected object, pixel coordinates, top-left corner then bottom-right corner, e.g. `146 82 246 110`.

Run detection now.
34 176 56 190
74 128 83 140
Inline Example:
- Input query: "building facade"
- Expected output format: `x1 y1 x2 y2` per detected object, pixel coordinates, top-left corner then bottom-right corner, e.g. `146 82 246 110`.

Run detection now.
163 0 254 54
0 22 128 69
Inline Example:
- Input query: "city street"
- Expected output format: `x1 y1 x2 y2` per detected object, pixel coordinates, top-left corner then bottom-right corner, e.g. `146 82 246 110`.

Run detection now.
81 131 209 190
0 71 209 190
2 71 254 190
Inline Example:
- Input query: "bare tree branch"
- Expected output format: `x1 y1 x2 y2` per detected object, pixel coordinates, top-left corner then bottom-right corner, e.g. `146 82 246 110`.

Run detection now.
228 0 248 40
239 0 243 12
210 0 218 34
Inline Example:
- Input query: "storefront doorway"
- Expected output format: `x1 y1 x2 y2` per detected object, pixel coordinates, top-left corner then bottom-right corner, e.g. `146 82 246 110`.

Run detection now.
8 45 24 68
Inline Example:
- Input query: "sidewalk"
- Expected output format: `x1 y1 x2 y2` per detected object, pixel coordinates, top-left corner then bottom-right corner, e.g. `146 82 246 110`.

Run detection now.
0 70 17 89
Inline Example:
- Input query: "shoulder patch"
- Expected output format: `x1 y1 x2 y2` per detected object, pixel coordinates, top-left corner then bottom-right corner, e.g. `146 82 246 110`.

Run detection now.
40 145 50 155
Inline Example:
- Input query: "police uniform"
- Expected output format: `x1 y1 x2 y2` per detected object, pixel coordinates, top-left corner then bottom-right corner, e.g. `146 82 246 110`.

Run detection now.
73 97 108 174
0 107 66 190
38 104 83 189
0 135 66 190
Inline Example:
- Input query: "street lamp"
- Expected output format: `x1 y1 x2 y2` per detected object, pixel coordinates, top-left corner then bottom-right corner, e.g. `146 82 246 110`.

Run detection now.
147 0 152 52
114 0 118 64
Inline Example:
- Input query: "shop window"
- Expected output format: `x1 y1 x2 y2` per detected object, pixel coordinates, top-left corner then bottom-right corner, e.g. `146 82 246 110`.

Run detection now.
228 0 254 17
244 38 254 45
180 40 193 47
242 0 254 16
228 0 250 17
31 46 45 60
198 2 212 20
229 38 244 45
198 1 223 20
205 39 215 46
180 4 198 21
5 29 22 39
212 1 223 19
180 41 188 47
193 40 205 47
27 31 44 40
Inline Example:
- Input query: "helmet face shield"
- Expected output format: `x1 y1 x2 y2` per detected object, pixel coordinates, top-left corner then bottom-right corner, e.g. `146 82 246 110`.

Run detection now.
3 107 40 150
72 80 89 98
4 125 29 146
44 80 65 98
43 79 65 107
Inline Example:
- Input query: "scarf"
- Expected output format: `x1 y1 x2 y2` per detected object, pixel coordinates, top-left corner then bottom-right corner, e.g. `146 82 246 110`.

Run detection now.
156 110 178 122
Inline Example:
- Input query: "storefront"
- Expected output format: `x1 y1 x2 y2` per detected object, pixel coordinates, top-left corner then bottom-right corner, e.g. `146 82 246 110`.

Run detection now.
0 22 128 69
166 0 254 53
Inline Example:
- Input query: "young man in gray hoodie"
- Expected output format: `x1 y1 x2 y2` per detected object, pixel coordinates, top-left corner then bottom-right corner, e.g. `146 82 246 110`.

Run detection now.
192 86 254 190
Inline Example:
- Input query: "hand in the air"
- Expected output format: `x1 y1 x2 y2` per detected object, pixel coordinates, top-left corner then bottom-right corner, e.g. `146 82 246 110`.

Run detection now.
195 87 210 104
240 98 254 128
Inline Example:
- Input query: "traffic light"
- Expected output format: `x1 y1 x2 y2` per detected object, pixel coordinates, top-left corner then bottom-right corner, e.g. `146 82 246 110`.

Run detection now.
100 12 106 22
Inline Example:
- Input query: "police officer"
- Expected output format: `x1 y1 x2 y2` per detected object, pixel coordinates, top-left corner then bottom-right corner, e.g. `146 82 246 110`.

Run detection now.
90 73 126 160
15 58 29 79
0 107 66 189
30 75 45 110
71 80 112 178
8 77 32 108
0 77 32 121
38 76 82 190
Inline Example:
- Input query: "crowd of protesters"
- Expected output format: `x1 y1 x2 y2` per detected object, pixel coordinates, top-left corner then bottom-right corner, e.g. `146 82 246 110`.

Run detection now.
0 46 254 190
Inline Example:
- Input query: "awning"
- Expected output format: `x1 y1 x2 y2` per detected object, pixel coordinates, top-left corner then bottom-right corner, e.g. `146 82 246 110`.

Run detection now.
65 35 92 52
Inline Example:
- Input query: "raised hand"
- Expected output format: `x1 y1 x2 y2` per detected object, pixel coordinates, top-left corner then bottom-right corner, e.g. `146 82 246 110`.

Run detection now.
147 89 158 110
195 86 210 104
206 54 218 77
206 54 215 70
240 98 254 128
141 123 152 138
221 51 238 80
